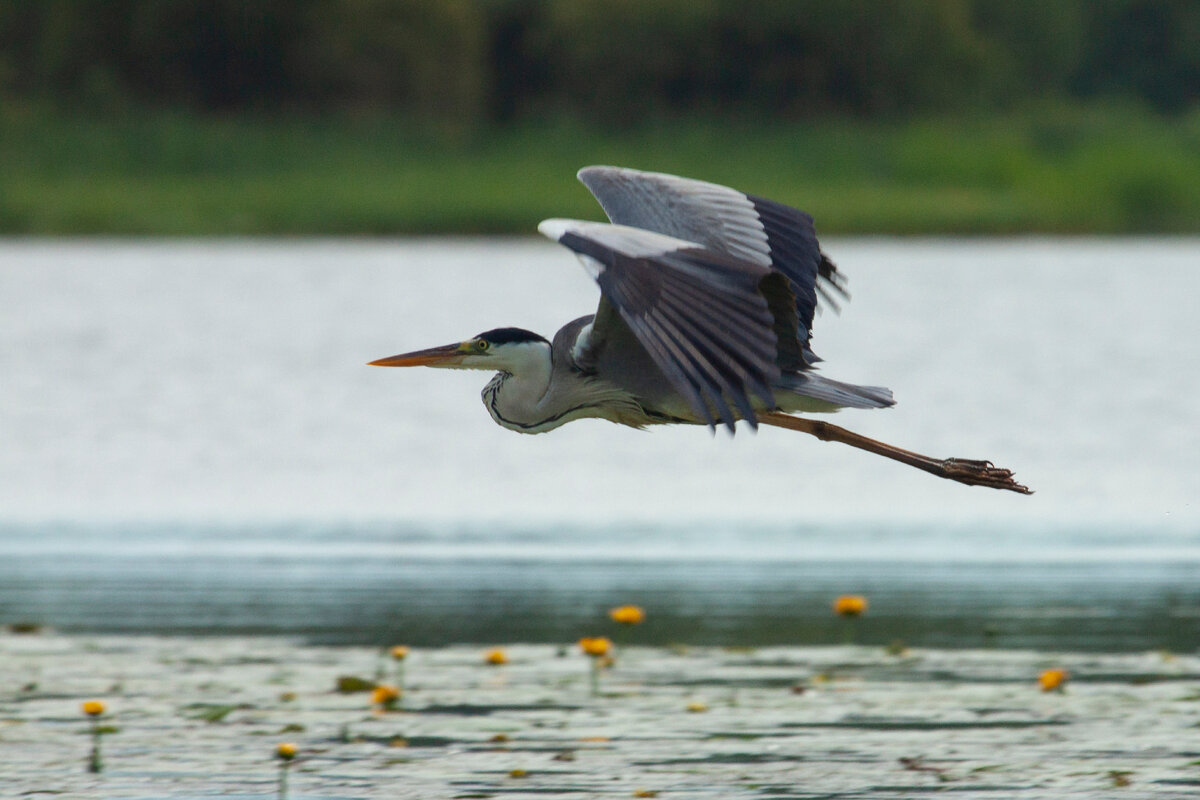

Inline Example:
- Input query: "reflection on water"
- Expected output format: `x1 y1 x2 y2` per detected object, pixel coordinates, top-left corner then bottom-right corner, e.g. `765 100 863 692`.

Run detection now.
3 521 1197 651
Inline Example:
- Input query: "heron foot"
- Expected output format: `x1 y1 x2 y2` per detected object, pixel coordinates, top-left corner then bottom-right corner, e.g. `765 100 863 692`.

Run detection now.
940 458 1032 494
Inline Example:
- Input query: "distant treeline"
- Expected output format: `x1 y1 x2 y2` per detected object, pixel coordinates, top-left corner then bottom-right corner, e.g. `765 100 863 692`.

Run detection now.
1 0 1196 125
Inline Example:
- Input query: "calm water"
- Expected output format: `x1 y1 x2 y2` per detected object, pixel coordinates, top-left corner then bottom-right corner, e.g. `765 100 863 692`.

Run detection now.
2 238 1198 649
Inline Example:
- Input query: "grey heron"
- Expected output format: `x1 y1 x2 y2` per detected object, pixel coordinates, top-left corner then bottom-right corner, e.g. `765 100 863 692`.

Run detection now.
371 166 1030 494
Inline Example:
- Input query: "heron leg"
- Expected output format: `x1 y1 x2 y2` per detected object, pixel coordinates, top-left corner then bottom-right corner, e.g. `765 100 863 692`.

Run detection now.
758 412 1032 494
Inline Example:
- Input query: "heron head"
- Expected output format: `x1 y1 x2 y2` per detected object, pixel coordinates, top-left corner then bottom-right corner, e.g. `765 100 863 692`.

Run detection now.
369 327 550 371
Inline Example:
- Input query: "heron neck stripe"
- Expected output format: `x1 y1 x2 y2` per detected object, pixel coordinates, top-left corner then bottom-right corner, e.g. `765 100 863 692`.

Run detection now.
484 372 594 431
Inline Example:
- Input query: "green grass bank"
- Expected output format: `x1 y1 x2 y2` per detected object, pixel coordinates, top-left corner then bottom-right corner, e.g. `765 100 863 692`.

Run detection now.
2 107 1198 235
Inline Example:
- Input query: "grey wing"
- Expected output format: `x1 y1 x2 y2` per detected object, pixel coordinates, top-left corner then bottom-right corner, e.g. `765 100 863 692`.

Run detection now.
577 165 845 366
538 218 780 433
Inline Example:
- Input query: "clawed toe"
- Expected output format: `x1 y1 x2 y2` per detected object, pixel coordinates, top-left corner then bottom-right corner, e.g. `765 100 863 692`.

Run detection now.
941 457 1031 494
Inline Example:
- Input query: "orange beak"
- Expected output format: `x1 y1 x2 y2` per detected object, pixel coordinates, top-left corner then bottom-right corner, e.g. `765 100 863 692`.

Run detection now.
368 342 466 368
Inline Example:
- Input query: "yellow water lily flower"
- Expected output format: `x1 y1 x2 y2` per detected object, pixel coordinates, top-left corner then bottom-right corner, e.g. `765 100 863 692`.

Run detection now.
485 648 509 665
1039 668 1068 692
276 742 297 761
390 645 409 660
579 637 613 657
370 684 402 709
609 605 646 625
833 595 868 616
82 700 106 717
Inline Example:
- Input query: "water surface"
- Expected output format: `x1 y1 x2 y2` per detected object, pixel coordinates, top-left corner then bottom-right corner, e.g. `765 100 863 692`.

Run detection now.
1 238 1197 647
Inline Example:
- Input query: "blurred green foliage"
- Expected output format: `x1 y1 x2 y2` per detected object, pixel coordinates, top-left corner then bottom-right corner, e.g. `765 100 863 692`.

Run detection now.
2 107 1197 234
0 1 1196 234
0 0 1195 121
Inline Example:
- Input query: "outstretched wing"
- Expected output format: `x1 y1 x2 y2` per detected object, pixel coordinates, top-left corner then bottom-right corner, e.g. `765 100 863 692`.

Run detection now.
538 218 779 432
577 165 844 367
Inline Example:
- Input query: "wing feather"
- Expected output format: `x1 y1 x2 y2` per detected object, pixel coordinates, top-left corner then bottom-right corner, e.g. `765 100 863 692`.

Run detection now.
538 218 779 431
596 263 716 426
641 313 734 429
577 165 846 368
654 292 764 424
657 280 775 361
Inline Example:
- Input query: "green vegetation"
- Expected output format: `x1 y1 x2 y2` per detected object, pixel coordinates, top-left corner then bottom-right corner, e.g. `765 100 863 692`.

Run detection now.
182 702 245 723
4 2 1196 120
2 107 1198 235
1 2 1196 234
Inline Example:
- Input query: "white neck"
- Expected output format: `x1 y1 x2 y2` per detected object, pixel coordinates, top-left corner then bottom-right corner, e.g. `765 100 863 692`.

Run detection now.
480 342 559 433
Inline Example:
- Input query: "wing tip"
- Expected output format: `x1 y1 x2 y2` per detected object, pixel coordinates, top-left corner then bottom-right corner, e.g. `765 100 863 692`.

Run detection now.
577 164 625 190
577 164 622 173
537 218 573 242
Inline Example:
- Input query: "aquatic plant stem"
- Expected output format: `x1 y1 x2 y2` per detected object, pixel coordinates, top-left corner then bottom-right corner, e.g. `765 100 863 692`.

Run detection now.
843 618 858 645
88 721 102 773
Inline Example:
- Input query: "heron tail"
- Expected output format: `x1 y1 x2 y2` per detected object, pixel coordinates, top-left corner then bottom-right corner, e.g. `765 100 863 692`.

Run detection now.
778 372 895 410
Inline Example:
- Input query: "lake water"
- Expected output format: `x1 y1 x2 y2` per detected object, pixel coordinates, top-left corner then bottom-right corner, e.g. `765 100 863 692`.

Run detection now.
1 238 1198 649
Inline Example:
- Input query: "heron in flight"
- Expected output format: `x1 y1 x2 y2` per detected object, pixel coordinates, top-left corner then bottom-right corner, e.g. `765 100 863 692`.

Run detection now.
371 166 1029 493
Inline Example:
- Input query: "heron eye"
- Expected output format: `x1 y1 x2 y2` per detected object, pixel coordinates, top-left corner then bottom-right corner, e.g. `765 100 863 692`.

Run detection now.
476 340 490 351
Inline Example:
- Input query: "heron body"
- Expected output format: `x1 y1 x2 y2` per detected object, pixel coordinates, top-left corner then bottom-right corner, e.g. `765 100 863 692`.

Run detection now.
372 166 1030 493
467 315 895 435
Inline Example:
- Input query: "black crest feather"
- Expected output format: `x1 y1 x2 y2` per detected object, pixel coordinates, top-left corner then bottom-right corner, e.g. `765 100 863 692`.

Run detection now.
476 327 548 345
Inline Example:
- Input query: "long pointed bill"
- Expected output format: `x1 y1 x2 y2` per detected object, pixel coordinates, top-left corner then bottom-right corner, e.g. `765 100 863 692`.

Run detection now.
368 342 466 368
